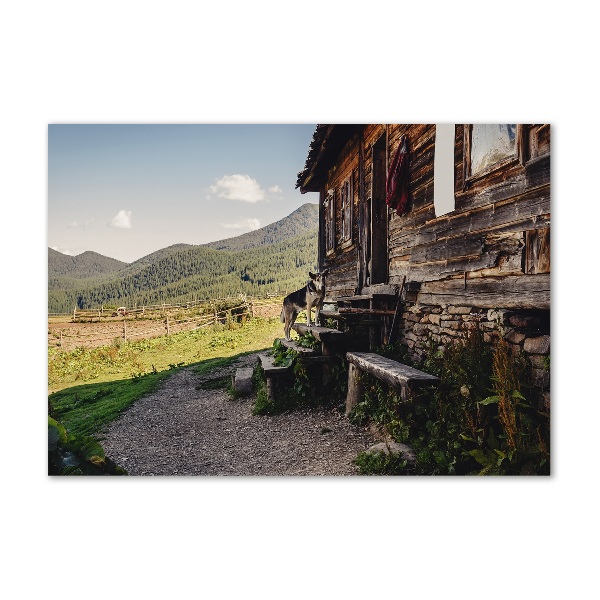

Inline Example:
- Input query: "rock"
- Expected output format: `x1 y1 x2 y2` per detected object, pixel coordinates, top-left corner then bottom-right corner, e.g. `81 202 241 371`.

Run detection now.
365 441 417 466
429 314 441 326
448 306 472 315
487 309 506 324
508 314 542 329
524 335 550 355
504 330 526 344
233 367 254 396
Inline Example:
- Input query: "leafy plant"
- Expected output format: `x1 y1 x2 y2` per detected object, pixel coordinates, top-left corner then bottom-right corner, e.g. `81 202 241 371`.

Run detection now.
252 337 347 415
48 416 126 476
350 324 550 475
354 449 409 475
295 331 320 351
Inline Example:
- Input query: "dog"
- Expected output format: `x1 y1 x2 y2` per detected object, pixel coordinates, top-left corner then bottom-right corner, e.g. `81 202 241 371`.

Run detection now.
280 270 329 340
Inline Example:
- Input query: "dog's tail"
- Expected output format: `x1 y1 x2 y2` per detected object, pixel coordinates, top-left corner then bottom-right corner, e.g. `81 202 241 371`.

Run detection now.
280 307 284 323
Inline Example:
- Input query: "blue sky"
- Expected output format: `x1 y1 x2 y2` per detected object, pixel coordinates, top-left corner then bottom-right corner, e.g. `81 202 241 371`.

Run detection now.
48 124 319 262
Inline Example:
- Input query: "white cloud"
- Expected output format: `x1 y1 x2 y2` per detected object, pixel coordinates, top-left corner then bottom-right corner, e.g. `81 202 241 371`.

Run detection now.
268 185 282 194
50 246 76 256
209 174 265 203
221 217 261 231
67 218 94 229
110 210 132 229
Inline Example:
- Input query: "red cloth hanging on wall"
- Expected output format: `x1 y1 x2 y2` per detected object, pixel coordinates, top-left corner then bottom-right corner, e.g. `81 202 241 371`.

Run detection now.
385 134 410 216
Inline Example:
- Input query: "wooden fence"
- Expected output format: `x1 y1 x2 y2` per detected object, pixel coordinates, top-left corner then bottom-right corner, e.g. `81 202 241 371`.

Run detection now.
48 295 283 351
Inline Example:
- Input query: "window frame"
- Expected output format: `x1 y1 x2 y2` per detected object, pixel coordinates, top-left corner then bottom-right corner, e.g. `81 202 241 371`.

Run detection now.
340 171 354 248
463 124 526 186
324 188 336 255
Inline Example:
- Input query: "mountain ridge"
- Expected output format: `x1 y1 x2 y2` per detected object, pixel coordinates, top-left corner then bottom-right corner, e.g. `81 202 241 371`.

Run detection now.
49 203 319 275
48 203 319 312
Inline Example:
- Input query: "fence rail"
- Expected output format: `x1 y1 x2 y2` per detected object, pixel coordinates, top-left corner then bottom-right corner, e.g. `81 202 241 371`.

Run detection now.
48 295 284 351
48 293 287 319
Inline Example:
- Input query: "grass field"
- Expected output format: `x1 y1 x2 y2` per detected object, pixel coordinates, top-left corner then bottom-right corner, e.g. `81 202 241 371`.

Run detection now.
48 316 285 438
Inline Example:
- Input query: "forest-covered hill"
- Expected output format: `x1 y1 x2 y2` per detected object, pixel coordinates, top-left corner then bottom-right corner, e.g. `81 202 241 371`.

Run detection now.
48 249 128 278
48 203 319 312
203 202 318 251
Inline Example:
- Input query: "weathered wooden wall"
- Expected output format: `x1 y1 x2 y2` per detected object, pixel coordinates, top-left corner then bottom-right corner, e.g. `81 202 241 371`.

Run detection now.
320 130 361 297
320 124 550 311
385 124 550 310
316 123 550 393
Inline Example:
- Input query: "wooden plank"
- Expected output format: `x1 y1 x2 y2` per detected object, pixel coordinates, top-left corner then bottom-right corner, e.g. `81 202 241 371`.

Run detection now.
338 308 396 315
416 273 550 309
346 362 364 415
258 353 290 375
346 352 439 389
277 338 316 355
525 228 550 274
319 310 345 320
292 323 344 341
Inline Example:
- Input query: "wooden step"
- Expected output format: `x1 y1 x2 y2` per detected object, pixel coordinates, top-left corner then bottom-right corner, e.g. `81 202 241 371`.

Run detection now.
277 337 317 355
257 352 291 375
292 323 345 341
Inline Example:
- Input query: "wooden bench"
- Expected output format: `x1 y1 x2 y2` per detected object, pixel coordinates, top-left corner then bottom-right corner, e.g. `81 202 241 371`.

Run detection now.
345 352 439 415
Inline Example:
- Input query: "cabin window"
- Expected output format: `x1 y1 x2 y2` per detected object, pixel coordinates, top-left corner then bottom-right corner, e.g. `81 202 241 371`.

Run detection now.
527 124 550 160
469 124 517 176
324 189 335 253
340 173 353 245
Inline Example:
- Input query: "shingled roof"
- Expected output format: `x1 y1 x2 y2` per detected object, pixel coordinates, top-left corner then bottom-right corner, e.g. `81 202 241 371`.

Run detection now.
295 124 360 193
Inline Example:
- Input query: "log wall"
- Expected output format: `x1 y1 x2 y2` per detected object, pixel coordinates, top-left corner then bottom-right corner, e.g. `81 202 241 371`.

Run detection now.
317 124 550 390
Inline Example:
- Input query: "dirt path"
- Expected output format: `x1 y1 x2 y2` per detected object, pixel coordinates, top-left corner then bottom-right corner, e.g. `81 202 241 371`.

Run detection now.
97 353 376 476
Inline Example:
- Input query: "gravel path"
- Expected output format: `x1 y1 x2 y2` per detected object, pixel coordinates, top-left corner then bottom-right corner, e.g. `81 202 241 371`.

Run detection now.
97 353 376 476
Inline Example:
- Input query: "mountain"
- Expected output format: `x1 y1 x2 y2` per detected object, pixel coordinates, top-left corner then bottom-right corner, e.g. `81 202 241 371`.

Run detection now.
204 202 319 251
48 203 319 313
48 248 128 278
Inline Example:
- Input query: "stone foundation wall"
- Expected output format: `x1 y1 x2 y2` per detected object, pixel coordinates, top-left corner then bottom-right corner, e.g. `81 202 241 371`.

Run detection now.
399 303 550 398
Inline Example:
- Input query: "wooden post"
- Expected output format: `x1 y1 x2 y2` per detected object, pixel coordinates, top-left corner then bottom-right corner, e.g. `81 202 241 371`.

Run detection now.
345 363 364 416
73 307 77 320
250 301 254 318
266 377 274 402
123 317 127 342
388 276 406 345
166 314 170 335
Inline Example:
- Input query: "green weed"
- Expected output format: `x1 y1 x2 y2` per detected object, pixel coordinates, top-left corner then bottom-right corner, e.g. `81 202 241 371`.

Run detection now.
349 325 550 475
354 450 409 475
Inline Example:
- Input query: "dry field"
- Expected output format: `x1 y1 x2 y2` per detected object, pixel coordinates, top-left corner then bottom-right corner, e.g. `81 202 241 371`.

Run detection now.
48 302 282 351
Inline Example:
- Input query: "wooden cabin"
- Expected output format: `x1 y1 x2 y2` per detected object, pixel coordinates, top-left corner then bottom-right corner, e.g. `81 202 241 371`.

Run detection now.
296 124 550 394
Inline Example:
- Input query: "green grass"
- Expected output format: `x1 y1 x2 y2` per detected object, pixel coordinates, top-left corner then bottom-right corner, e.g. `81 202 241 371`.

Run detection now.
49 373 172 438
48 316 284 438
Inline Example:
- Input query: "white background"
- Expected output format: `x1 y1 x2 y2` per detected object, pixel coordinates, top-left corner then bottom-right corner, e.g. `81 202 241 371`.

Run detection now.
1 1 596 598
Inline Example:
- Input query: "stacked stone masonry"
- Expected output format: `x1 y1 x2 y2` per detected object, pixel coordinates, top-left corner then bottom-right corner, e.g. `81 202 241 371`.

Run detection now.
399 303 550 394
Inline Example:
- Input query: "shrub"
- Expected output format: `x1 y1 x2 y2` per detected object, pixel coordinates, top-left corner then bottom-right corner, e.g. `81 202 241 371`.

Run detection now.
349 324 550 475
353 448 409 475
252 337 348 416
